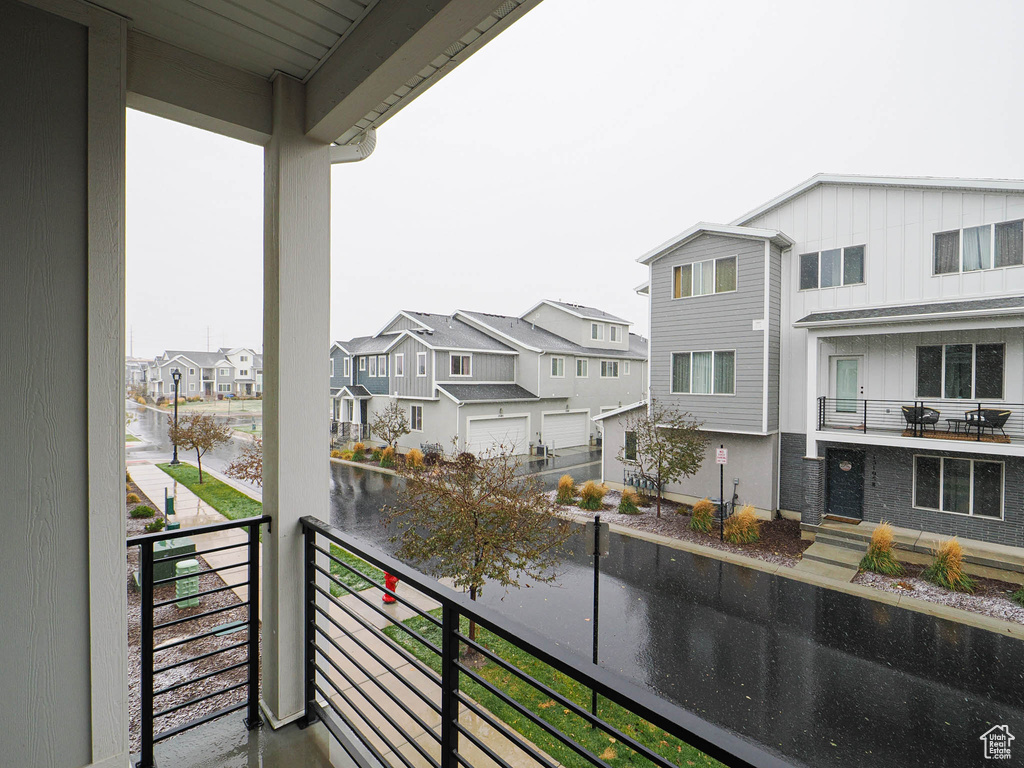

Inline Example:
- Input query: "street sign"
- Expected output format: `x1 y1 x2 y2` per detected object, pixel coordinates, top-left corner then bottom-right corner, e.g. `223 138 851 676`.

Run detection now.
716 447 728 465
584 520 610 557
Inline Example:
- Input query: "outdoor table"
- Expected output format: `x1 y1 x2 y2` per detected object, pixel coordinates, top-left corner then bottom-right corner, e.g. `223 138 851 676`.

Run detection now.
946 417 975 436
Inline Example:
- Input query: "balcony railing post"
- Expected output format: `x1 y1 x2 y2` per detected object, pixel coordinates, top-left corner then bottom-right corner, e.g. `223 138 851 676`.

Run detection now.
817 396 824 430
977 402 983 442
138 539 155 768
440 603 460 768
244 520 262 730
302 528 319 728
863 399 868 433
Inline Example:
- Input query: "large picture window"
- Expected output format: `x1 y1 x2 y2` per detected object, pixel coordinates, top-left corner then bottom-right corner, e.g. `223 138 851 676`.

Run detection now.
671 350 735 394
934 219 1024 274
799 245 865 290
916 343 1003 399
673 256 737 298
914 455 1002 518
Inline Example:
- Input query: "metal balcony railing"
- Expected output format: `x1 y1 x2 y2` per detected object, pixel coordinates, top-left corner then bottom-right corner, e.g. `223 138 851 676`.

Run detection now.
300 516 791 768
817 397 1021 443
128 515 272 768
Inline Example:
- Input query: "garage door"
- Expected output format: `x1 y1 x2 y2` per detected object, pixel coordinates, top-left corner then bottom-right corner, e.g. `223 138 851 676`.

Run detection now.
466 416 528 456
541 412 589 450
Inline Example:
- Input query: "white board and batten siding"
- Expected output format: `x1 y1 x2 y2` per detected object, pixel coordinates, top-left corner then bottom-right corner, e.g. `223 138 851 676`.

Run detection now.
541 411 590 449
466 415 530 456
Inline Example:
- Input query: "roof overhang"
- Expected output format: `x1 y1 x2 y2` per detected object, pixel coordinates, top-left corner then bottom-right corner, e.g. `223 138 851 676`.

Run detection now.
795 298 1024 330
521 300 630 325
636 223 795 265
591 401 646 422
337 385 372 400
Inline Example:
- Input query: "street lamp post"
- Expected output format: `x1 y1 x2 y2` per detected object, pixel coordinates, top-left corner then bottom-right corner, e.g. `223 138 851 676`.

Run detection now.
170 368 182 465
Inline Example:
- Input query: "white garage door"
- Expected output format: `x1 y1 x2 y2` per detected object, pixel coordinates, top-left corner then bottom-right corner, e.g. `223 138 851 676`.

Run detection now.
466 416 528 456
542 412 589 449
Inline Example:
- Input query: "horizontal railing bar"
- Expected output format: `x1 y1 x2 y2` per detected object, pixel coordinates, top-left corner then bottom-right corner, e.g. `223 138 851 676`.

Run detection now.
153 639 248 674
310 699 393 768
152 558 250 587
153 581 243 609
128 514 271 546
153 659 249 697
155 540 248 567
455 720 529 768
154 622 247 653
154 601 246 631
312 542 380 586
154 680 247 718
153 700 248 744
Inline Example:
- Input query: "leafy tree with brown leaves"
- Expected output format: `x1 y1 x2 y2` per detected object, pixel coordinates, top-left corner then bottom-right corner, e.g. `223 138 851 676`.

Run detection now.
167 411 232 483
618 398 707 518
371 399 411 451
385 446 570 642
226 435 263 488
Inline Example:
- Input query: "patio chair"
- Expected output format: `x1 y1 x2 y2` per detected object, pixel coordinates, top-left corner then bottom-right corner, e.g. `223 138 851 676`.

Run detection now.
966 408 1012 438
901 405 940 432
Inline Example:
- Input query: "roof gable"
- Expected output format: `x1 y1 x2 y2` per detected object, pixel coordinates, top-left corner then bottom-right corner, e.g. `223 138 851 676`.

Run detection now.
522 299 630 325
636 223 794 266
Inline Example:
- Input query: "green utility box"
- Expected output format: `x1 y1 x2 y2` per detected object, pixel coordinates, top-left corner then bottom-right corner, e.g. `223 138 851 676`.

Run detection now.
153 537 195 581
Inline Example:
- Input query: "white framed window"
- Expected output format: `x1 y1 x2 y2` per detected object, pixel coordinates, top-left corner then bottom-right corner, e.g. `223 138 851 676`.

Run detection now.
671 350 735 395
218 384 231 392
218 367 230 377
411 405 423 431
916 343 1004 399
330 359 335 376
239 369 249 377
624 430 637 462
369 356 377 377
600 360 619 378
377 355 387 376
359 357 366 371
240 355 248 362
914 455 1003 518
576 359 588 378
188 367 196 375
799 246 865 290
591 323 604 340
934 219 1024 274
189 382 195 391
673 256 737 298
623 361 631 375
417 352 427 377
395 353 405 377
344 357 351 377
610 325 620 342
551 357 565 377
451 354 472 377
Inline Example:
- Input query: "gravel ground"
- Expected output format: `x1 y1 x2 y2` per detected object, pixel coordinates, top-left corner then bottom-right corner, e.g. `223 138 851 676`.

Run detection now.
126 478 258 753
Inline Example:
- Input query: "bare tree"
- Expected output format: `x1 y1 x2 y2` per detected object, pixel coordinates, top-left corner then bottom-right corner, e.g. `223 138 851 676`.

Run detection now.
371 399 411 451
167 412 232 483
226 435 263 488
618 398 707 518
385 446 570 642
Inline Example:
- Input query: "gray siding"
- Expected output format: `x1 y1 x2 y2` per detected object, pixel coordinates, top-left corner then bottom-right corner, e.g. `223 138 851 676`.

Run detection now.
392 336 433 398
650 234 767 432
330 348 351 389
382 315 427 333
435 351 514 382
355 356 390 395
767 244 782 431
0 4 91 765
779 432 806 513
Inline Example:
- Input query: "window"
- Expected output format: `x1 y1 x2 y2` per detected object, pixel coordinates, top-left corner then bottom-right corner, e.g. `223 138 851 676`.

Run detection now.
395 353 404 377
189 383 195 391
916 343 1004 399
369 356 377 377
417 352 427 377
451 354 471 376
673 256 737 298
623 361 631 375
240 355 248 362
343 358 350 377
576 359 588 378
610 325 620 342
799 246 865 289
377 355 387 376
219 368 230 377
600 360 619 378
914 455 1003 518
671 350 735 394
330 359 335 376
411 405 423 431
934 219 1024 274
359 357 366 371
624 430 637 462
239 369 249 377
188 367 196 375
591 323 604 340
218 384 231 392
551 357 564 377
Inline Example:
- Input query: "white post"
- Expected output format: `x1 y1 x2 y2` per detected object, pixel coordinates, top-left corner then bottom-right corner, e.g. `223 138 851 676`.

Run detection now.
261 73 332 726
805 330 821 458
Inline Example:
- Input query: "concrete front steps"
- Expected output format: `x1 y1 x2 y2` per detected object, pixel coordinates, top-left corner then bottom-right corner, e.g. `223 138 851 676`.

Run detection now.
793 533 865 581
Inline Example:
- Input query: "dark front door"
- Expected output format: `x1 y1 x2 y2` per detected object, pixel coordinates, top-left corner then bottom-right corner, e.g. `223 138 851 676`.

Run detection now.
360 400 368 423
826 449 864 520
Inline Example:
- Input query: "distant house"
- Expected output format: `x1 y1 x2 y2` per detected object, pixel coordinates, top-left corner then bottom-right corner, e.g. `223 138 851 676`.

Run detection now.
331 302 648 455
146 347 262 399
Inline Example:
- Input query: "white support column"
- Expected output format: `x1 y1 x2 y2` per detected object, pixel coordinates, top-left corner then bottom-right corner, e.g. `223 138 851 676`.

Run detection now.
261 73 332 726
805 330 821 458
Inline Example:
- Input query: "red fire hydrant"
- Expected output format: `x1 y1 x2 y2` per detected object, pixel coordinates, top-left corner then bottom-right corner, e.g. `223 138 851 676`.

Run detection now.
383 572 399 604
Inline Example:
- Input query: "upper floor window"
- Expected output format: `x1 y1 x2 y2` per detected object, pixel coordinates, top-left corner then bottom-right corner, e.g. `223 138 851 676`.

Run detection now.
417 352 427 377
395 353 405 378
934 220 1024 274
330 359 335 376
359 357 366 371
188 367 196 375
600 360 619 378
377 355 387 376
576 359 588 378
369 356 377 377
671 350 735 395
451 354 472 377
218 367 230 377
551 357 564 377
239 369 249 377
673 256 736 299
623 361 631 375
240 355 248 362
916 343 1003 399
343 358 351 377
800 246 864 290
610 325 621 342
591 323 604 340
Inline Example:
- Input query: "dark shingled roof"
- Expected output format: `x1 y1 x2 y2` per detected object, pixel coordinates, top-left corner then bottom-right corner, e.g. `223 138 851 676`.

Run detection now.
796 296 1024 326
544 300 629 324
343 334 400 354
403 312 514 352
342 385 372 398
460 311 648 360
437 383 540 403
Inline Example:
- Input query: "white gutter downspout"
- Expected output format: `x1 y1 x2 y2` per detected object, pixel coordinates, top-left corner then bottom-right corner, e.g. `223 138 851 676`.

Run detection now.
330 129 377 164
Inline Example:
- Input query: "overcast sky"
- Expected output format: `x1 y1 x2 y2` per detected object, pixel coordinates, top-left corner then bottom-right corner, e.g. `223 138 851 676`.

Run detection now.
126 0 1024 358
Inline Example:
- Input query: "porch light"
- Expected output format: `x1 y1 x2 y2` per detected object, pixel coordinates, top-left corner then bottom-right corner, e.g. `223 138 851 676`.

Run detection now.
170 368 182 465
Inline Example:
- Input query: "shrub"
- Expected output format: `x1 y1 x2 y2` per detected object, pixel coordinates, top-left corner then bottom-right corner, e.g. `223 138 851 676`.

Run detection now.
371 448 383 462
352 442 366 452
351 449 366 462
423 451 441 467
406 448 424 468
126 492 140 504
556 475 576 505
330 449 342 459
724 505 760 544
689 498 715 533
135 396 147 405
126 471 132 483
456 452 477 470
380 446 396 468
578 481 607 511
156 396 167 406
130 505 156 519
127 484 131 494
340 450 354 461
618 488 641 515
145 518 166 533
923 538 976 593
1011 587 1024 608
860 521 904 576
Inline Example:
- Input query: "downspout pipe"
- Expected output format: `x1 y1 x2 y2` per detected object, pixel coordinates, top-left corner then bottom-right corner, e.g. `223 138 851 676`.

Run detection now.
330 129 377 164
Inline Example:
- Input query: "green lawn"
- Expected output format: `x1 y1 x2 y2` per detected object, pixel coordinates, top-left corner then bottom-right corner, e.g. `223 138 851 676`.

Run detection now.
328 545 384 597
383 612 720 768
125 434 140 443
157 462 263 521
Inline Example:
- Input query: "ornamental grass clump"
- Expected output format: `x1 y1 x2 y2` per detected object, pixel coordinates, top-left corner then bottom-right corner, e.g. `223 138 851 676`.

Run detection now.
380 446 396 468
130 505 155 519
330 449 342 459
406 448 424 468
1011 587 1024 608
689 498 715 533
578 481 607 511
556 475 576 505
618 488 640 515
723 505 760 544
127 492 140 504
923 538 976 593
340 450 354 461
371 447 383 462
859 521 904 576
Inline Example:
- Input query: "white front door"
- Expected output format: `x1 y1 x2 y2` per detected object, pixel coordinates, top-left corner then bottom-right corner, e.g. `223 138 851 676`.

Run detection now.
831 356 862 414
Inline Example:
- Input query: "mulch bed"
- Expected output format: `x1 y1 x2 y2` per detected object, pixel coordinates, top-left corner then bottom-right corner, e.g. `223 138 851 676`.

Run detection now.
125 475 258 753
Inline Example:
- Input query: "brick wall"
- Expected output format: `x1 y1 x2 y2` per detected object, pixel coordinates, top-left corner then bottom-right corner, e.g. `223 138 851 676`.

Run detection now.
801 456 824 525
779 432 806 513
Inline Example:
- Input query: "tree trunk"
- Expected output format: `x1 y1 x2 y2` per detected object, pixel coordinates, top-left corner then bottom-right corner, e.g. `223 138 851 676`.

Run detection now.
656 461 661 518
196 449 203 483
468 584 477 643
